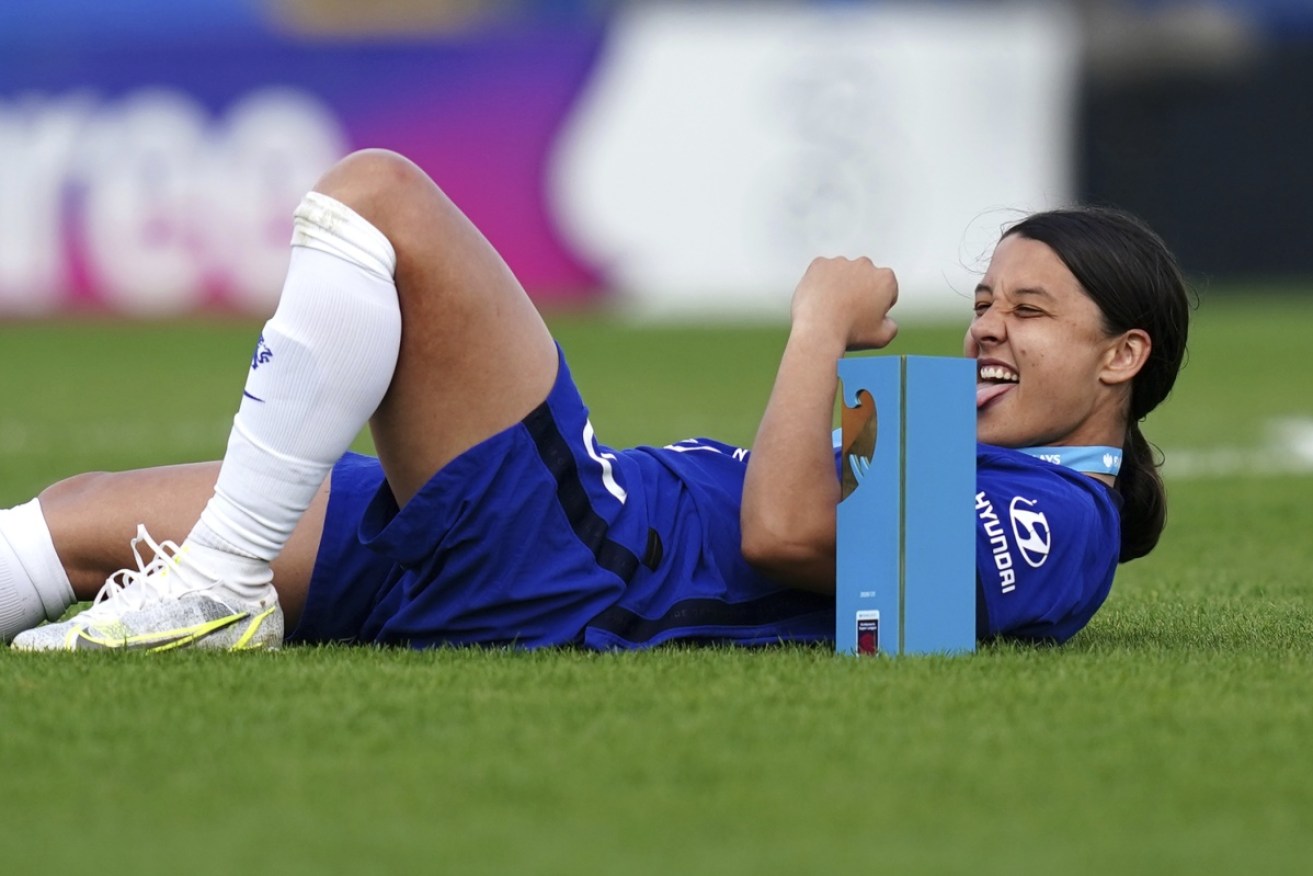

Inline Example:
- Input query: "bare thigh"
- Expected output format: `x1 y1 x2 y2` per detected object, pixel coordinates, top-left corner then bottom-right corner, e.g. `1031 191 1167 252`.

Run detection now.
312 150 559 507
39 462 327 629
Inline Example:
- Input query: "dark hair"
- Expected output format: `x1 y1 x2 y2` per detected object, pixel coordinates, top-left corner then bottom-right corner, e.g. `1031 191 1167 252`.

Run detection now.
1004 206 1192 562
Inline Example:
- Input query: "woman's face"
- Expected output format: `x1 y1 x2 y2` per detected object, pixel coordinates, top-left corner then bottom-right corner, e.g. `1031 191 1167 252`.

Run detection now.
965 234 1131 448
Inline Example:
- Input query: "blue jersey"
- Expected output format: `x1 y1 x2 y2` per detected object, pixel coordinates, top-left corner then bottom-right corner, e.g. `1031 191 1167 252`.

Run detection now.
605 439 1120 646
581 437 833 650
971 445 1121 643
295 348 1122 649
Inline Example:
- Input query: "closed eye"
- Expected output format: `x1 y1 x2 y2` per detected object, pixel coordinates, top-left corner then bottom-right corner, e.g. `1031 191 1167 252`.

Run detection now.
973 301 1044 318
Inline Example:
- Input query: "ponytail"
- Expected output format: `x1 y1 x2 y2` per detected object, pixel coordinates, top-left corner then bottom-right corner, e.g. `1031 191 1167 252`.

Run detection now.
1117 422 1165 562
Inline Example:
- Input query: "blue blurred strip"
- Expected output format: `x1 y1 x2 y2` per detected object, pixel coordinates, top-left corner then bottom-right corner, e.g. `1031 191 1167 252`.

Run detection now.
0 0 270 45
0 0 617 48
8 0 1313 46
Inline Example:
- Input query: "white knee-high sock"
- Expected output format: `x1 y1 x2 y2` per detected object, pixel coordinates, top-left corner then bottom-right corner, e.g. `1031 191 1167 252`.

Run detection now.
0 499 75 641
182 192 401 596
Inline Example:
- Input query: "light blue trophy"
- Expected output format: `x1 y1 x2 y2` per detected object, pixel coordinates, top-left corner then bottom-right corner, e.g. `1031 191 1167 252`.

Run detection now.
835 356 976 656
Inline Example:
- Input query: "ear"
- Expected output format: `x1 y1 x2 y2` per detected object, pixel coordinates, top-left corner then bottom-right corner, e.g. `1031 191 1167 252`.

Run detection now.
1100 328 1151 387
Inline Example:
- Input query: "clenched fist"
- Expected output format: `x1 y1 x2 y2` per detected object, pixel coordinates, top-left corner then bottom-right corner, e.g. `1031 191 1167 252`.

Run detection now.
790 256 900 352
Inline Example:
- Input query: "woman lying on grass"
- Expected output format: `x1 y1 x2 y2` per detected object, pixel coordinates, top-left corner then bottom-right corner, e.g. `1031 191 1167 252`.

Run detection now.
0 149 1191 651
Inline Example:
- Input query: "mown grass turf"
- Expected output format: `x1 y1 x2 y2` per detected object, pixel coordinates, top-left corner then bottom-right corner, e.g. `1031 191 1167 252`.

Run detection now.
1 289 1311 874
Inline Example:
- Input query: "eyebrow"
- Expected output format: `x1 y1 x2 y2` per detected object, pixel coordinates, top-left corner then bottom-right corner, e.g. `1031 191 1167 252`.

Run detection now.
974 283 1055 301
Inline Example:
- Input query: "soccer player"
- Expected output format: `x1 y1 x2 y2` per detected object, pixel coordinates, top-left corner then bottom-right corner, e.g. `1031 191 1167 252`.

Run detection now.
0 149 1191 651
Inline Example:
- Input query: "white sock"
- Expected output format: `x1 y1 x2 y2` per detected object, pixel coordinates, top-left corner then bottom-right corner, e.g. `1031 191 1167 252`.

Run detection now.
0 499 75 641
181 192 402 598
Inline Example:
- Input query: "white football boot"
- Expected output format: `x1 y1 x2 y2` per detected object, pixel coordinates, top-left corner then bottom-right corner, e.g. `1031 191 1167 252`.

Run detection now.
10 525 282 652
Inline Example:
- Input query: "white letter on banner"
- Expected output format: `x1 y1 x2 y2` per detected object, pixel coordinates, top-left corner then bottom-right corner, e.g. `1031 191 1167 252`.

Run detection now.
211 88 348 313
81 89 209 315
0 94 92 313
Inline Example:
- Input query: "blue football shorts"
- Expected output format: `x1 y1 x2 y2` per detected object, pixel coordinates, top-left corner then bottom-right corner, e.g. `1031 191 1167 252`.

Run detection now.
288 346 833 650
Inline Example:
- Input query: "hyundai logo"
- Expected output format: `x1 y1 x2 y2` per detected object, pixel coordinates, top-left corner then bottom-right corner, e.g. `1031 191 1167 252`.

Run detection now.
1009 496 1051 568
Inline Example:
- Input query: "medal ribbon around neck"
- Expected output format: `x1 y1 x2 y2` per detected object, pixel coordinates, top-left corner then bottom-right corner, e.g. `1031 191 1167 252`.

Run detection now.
1018 446 1123 476
830 430 1124 477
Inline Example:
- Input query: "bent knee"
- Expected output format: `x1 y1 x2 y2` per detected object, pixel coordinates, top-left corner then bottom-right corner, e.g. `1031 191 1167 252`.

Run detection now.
327 148 423 187
37 470 115 512
313 149 445 226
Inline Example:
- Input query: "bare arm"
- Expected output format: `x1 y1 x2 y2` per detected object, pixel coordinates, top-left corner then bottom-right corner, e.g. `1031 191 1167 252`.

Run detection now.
740 257 900 592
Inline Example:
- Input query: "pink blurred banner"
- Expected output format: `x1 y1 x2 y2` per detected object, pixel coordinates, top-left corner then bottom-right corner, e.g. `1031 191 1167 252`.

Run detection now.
0 26 607 316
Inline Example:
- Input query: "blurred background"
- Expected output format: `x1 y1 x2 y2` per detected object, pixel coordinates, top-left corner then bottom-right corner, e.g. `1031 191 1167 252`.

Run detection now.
1 0 1309 321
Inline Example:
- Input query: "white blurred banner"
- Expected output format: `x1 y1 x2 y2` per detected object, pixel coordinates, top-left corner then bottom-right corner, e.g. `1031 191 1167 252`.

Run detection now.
550 3 1081 318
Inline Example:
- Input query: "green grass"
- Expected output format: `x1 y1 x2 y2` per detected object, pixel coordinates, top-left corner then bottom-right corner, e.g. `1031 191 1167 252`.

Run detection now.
2 290 1312 874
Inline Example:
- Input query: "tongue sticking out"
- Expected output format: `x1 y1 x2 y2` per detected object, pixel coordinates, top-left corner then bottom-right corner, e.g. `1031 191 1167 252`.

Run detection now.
976 381 1014 409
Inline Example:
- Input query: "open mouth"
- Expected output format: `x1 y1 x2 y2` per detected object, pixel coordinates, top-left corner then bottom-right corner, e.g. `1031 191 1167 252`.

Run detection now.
976 362 1018 409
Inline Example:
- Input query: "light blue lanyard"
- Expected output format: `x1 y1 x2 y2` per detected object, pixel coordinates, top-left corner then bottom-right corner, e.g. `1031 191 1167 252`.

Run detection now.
1017 446 1123 476
831 429 1123 476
